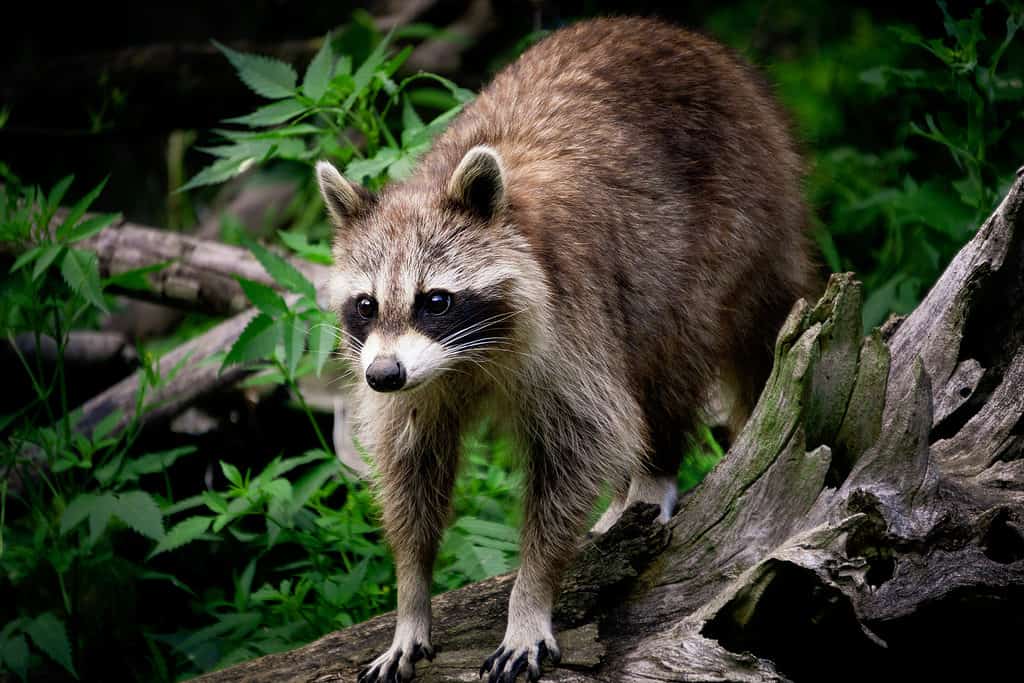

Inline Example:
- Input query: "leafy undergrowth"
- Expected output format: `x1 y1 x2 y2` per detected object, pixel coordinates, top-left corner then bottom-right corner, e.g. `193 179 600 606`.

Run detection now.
2 2 1023 681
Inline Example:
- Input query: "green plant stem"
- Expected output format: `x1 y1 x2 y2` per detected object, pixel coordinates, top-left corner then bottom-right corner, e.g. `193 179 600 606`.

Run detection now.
284 364 331 455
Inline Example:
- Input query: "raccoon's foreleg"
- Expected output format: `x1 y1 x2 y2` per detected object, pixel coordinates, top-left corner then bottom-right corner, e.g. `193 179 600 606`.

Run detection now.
358 416 460 683
480 430 603 682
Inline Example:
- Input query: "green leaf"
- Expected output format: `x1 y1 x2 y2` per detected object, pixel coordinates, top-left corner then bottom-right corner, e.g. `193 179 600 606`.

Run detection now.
237 277 288 316
57 177 108 239
104 261 170 292
147 516 213 558
65 212 119 243
224 99 307 127
26 614 76 678
60 248 107 311
307 312 338 377
214 40 297 99
113 491 164 540
46 175 74 212
243 238 316 299
278 230 332 265
60 493 96 535
0 632 29 681
303 36 334 101
345 147 400 183
123 446 196 480
221 461 244 488
179 156 252 192
341 30 395 113
87 493 118 544
223 313 281 368
282 314 306 380
9 246 42 274
401 96 424 132
32 245 65 281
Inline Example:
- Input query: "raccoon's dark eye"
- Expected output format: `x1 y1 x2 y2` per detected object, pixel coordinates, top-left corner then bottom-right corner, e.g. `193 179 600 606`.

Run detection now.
424 291 452 316
356 296 377 319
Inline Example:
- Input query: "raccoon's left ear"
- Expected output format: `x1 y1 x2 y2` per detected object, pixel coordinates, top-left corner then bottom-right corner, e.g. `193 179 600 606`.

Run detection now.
448 145 505 218
316 160 371 228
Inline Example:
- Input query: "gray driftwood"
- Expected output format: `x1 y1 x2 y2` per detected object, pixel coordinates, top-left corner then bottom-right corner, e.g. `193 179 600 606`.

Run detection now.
79 217 329 316
194 175 1024 682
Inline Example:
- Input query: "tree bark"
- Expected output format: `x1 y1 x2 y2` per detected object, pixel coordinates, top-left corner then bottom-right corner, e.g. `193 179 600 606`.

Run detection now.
78 216 329 316
193 174 1024 682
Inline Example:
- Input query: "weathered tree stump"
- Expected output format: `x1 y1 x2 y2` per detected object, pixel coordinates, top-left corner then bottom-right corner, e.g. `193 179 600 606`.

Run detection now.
194 176 1024 681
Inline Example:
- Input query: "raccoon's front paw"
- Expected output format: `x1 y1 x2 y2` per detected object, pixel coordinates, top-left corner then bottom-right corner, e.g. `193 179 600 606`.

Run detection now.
479 630 560 682
357 638 435 682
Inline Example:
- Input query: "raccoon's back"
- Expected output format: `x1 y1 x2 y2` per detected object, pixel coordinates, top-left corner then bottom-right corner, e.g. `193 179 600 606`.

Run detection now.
422 17 816 402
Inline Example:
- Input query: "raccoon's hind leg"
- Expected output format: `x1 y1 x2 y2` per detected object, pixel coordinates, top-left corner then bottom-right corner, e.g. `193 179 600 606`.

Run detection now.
357 406 462 683
590 425 684 534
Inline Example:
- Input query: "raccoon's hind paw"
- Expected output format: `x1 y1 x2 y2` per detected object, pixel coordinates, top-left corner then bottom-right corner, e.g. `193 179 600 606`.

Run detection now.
357 640 435 682
479 637 559 682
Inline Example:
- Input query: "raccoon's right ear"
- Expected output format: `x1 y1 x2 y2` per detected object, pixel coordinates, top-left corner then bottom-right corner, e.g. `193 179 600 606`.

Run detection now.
316 161 371 227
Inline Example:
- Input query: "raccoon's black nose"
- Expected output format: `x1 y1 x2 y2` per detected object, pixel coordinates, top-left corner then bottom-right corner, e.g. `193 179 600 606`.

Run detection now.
366 357 406 392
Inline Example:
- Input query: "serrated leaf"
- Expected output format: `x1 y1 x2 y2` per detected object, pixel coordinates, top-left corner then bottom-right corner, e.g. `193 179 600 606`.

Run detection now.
26 614 76 678
307 313 338 377
31 245 64 281
104 261 170 292
456 516 519 543
303 36 334 101
221 461 244 488
179 156 252 192
57 177 107 239
0 632 29 681
401 96 424 133
224 99 307 127
341 31 394 113
9 246 42 274
214 40 297 99
282 314 306 380
123 446 196 480
87 493 118 545
214 124 321 140
237 277 288 316
278 230 332 265
60 493 96 535
147 516 212 558
46 175 74 212
113 491 164 540
60 248 107 311
243 238 316 299
66 212 119 243
345 147 400 183
223 313 281 368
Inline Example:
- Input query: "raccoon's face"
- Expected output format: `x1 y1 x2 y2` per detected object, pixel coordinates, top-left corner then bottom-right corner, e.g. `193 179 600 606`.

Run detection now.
317 146 523 394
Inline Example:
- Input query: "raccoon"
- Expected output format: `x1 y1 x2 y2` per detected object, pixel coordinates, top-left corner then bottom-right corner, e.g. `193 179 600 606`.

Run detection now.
318 16 817 682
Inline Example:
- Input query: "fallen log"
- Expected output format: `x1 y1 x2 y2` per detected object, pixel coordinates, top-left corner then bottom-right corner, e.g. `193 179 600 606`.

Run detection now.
194 174 1024 682
78 217 329 316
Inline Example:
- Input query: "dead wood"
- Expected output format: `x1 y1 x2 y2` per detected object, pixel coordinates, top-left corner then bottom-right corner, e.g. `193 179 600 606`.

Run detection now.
194 174 1024 682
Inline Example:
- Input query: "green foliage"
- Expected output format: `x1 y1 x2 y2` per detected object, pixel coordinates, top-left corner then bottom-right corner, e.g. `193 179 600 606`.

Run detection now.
4 4 1023 682
185 16 473 195
742 0 1024 329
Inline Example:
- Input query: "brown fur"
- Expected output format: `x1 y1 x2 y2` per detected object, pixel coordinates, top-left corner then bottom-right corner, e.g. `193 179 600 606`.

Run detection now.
325 17 818 682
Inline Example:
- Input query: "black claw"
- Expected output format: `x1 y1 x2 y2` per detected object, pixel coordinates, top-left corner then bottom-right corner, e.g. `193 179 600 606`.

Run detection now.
481 646 503 677
504 653 529 682
527 663 541 683
383 650 401 683
490 647 515 683
410 644 423 664
357 666 371 683
424 643 436 661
